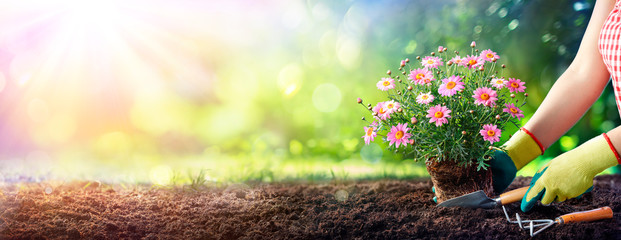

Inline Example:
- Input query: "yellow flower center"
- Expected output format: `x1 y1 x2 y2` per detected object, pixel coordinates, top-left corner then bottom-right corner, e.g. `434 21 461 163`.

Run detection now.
511 82 519 88
446 81 456 89
416 73 425 79
427 60 434 64
469 59 477 65
395 131 404 139
434 111 444 118
480 93 490 100
510 108 518 113
496 80 504 84
366 127 374 136
487 130 496 137
379 108 386 114
486 53 494 58
421 95 428 100
386 103 394 109
383 81 391 86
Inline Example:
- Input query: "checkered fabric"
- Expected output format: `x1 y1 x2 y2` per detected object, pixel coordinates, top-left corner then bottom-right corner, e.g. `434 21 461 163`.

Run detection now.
599 0 621 116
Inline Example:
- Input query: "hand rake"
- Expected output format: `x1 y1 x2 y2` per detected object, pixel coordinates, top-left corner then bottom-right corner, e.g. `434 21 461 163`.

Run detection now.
502 206 613 237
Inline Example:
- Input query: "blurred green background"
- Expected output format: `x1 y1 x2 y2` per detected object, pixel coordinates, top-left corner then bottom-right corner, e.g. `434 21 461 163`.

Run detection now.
0 0 618 184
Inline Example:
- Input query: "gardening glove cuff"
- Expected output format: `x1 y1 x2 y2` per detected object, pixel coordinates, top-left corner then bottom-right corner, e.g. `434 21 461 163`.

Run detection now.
504 128 544 170
521 134 620 212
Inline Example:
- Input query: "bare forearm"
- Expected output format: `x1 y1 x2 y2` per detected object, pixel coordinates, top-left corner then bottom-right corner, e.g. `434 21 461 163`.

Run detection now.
523 68 609 148
606 126 621 153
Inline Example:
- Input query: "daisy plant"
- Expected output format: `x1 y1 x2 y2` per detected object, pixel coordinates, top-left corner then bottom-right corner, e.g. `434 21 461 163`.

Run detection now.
358 42 528 170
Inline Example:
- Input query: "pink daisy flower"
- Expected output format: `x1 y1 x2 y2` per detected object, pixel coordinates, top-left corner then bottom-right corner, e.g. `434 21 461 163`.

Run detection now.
387 123 412 148
463 55 484 69
450 56 466 67
376 77 395 91
438 75 465 97
472 87 498 106
421 56 444 69
491 78 506 89
383 100 401 113
480 124 501 144
503 103 525 120
362 126 377 145
506 78 526 93
480 49 500 62
408 68 435 85
372 102 391 120
426 105 451 127
416 92 435 105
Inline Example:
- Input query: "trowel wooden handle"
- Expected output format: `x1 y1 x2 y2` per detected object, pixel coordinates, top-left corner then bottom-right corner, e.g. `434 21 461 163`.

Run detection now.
498 186 529 205
556 207 613 224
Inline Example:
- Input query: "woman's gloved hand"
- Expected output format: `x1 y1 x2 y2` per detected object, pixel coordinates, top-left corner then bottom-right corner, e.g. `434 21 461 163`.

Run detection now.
490 128 543 194
521 134 620 212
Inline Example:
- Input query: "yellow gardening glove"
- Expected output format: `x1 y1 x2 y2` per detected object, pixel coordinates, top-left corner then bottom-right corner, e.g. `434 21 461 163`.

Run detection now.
521 134 620 212
491 129 543 193
503 129 543 169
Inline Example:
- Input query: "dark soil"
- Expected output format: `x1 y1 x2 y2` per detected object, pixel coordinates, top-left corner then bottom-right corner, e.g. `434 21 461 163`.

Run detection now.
0 176 619 240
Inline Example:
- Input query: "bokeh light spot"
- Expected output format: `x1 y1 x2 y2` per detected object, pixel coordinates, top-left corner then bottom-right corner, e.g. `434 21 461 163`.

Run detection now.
498 8 508 18
278 64 303 97
404 40 417 54
541 33 553 43
558 45 567 55
312 83 342 113
360 143 383 163
150 165 173 186
18 74 31 86
289 140 303 155
337 35 361 70
335 189 349 202
573 1 590 11
508 19 519 30
559 135 578 152
485 2 501 16
473 25 483 34
600 120 615 133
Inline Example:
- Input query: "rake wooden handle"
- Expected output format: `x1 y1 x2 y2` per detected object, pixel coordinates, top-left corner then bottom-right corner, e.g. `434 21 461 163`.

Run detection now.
555 207 613 224
498 186 529 205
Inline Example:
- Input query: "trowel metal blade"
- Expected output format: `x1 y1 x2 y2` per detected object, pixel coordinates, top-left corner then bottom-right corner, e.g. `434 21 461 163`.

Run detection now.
436 190 497 209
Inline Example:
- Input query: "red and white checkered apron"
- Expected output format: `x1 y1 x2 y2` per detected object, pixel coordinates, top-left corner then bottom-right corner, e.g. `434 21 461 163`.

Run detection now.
599 0 621 116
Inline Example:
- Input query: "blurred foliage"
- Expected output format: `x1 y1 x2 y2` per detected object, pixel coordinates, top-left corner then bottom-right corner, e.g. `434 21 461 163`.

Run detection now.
0 0 618 183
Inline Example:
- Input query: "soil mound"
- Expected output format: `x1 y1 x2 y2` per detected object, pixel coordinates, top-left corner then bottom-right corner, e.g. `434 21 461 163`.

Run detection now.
0 176 619 239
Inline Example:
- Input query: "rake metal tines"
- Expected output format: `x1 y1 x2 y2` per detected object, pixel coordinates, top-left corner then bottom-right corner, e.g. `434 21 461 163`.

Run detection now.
502 205 554 236
502 205 614 237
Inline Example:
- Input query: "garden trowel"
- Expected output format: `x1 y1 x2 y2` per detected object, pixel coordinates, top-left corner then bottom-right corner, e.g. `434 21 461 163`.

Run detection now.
437 186 529 209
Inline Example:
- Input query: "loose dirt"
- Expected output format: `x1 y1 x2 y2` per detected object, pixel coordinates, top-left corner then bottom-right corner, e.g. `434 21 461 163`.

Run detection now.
0 176 619 239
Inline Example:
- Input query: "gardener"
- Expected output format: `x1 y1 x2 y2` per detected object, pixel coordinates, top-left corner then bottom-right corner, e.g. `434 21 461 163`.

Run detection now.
492 0 621 212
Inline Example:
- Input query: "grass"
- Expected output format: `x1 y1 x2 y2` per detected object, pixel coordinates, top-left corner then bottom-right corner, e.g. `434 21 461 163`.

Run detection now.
2 153 618 187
